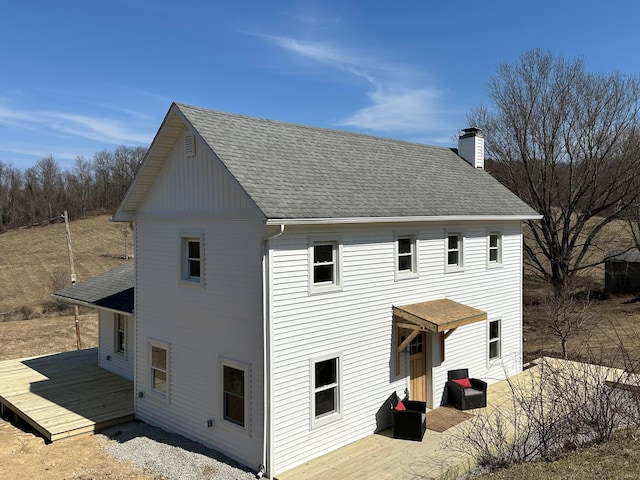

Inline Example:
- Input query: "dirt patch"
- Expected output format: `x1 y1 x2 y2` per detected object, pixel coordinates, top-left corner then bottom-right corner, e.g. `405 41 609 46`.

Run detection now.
523 292 640 367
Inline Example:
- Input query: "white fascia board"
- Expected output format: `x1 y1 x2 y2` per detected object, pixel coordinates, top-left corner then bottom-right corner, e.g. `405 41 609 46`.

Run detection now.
265 214 543 226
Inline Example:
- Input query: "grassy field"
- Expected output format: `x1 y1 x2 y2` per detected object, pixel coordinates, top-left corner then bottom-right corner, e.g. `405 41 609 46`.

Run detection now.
0 214 131 319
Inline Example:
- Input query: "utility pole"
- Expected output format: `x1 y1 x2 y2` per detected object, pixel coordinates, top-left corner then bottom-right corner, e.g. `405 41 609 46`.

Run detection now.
63 210 82 349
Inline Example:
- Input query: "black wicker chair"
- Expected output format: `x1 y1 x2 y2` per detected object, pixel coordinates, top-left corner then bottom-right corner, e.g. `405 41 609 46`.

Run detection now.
390 391 426 441
443 368 487 410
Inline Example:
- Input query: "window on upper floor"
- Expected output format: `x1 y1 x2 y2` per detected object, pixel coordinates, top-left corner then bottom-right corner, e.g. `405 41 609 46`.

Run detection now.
309 238 342 293
446 233 463 270
396 235 418 278
311 354 343 428
180 234 204 285
488 232 503 267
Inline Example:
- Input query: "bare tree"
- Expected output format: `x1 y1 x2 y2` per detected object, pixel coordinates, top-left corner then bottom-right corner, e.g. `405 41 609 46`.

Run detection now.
471 50 640 294
543 287 594 358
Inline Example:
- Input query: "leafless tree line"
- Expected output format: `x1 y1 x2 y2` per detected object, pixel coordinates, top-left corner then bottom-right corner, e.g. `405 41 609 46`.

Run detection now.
0 145 146 232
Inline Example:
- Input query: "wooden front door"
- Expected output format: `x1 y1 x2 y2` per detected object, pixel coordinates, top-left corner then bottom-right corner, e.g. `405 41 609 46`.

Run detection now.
409 332 426 402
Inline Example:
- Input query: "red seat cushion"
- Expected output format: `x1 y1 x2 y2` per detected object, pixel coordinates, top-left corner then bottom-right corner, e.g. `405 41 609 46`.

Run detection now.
453 377 472 389
395 400 406 411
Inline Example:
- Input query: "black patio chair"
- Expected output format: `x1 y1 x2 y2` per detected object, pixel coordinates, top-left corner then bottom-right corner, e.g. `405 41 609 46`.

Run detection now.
390 391 426 441
442 368 487 410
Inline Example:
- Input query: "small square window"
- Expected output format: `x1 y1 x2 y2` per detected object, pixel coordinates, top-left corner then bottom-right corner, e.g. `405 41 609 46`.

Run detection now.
446 233 463 269
489 320 501 360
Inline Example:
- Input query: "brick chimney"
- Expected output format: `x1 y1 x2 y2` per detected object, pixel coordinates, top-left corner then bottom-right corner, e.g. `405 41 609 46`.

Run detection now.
458 127 484 169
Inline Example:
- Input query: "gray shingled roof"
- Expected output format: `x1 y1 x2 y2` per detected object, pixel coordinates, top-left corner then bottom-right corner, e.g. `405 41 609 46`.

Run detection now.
175 103 538 220
53 263 134 314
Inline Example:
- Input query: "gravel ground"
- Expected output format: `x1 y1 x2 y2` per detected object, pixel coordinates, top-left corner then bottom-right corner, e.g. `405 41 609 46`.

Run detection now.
99 421 258 480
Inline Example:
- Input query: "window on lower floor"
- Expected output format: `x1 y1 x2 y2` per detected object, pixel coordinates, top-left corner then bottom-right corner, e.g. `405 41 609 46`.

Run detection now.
311 354 342 428
489 319 501 360
149 340 169 399
220 358 250 431
115 314 126 355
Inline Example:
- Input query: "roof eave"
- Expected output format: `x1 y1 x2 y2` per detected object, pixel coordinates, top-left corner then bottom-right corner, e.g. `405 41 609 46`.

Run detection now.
265 214 542 226
51 294 134 316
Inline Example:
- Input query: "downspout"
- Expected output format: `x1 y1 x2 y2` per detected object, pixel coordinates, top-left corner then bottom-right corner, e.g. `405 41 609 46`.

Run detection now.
259 224 285 478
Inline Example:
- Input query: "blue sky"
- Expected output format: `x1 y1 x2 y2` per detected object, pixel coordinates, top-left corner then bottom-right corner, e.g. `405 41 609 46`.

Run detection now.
2 0 639 170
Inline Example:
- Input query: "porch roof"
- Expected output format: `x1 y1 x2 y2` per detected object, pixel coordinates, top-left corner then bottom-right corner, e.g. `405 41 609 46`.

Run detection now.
392 298 487 333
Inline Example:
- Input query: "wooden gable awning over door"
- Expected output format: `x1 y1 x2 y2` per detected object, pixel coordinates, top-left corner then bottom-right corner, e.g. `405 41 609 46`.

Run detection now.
393 298 487 372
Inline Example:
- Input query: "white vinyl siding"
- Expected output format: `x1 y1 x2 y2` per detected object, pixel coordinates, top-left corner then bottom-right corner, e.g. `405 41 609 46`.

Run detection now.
98 310 134 380
270 221 524 474
132 129 266 471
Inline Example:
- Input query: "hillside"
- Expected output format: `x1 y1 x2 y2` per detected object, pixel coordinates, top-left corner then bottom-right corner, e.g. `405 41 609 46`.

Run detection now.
0 214 132 318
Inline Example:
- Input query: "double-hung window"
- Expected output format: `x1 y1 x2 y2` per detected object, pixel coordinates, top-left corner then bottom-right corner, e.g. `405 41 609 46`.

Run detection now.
311 354 342 428
149 340 169 400
446 233 463 269
396 235 417 278
180 234 204 285
309 238 342 293
220 359 249 430
115 314 126 355
489 320 501 360
488 232 503 267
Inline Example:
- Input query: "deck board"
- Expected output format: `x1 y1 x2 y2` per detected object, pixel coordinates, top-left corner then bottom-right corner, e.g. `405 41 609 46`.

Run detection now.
0 348 134 442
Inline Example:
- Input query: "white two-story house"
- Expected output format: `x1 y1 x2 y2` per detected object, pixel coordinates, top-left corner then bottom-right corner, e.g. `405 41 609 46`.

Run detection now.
107 102 538 477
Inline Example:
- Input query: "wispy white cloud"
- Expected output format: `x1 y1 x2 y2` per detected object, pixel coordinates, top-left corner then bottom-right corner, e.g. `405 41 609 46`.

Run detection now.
257 32 457 140
0 102 153 146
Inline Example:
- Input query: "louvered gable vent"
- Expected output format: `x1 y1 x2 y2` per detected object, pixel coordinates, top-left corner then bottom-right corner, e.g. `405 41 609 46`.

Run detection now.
184 131 196 157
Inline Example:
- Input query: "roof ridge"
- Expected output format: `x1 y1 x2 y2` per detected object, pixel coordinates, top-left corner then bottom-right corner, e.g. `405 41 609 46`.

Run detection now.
174 102 455 153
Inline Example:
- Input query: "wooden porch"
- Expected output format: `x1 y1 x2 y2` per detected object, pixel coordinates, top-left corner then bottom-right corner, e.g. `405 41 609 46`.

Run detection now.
0 348 134 442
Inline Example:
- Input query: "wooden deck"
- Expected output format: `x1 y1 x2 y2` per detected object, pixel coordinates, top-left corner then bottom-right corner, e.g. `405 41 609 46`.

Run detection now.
0 348 134 442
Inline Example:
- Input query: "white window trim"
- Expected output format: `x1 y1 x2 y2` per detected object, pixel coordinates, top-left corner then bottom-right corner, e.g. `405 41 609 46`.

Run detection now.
308 236 343 294
179 233 205 287
148 339 170 403
488 319 501 362
395 233 419 280
114 313 127 359
445 231 464 272
310 352 343 429
487 230 503 268
219 357 251 435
